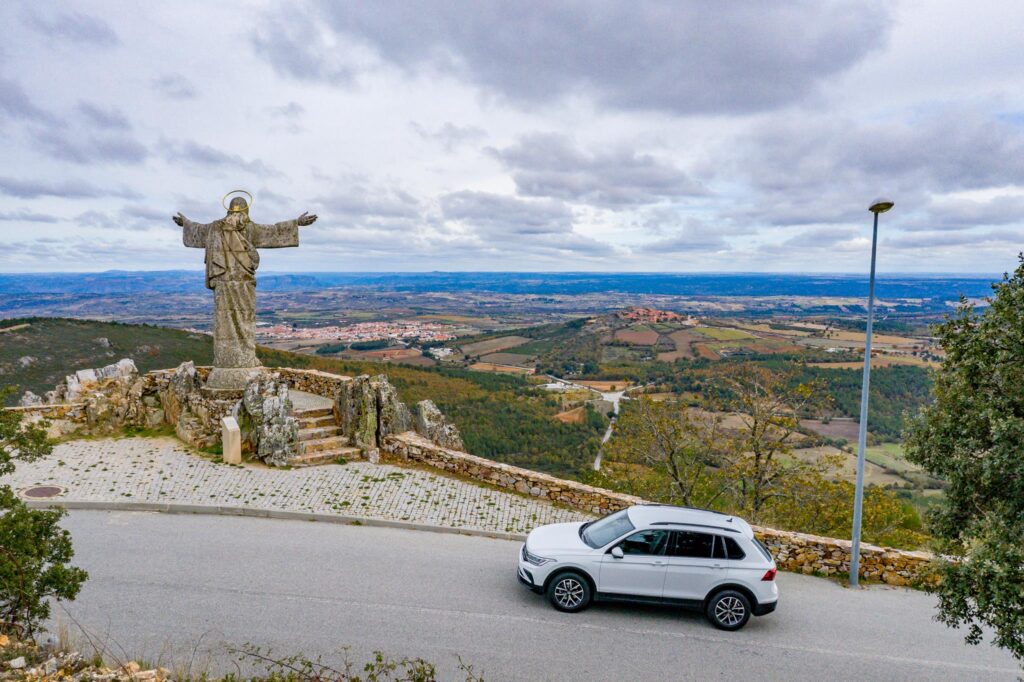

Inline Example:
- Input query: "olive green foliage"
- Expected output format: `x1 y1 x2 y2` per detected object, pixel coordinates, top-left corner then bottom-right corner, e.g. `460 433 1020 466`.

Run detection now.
597 369 926 549
260 353 607 479
0 317 213 405
905 257 1024 660
0 387 88 635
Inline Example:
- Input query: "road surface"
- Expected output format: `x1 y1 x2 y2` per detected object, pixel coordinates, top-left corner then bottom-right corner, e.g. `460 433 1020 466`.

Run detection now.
51 511 1019 681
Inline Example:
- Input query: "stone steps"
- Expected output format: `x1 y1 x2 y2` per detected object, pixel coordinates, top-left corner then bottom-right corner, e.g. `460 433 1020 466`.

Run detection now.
290 445 362 467
298 414 336 429
293 406 333 419
298 434 351 455
298 425 341 441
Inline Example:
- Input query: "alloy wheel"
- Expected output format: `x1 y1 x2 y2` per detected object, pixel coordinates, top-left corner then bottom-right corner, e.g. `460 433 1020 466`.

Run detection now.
714 596 746 627
553 578 585 609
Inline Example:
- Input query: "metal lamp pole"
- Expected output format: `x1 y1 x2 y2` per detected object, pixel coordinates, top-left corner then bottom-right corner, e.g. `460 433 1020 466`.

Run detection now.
850 198 893 588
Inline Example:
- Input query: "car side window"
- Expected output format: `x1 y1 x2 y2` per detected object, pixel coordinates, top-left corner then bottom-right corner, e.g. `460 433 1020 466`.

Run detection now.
723 536 746 560
618 529 669 556
669 531 714 558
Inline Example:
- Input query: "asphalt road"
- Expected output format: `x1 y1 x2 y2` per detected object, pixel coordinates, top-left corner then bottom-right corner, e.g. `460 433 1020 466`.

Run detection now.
50 511 1020 681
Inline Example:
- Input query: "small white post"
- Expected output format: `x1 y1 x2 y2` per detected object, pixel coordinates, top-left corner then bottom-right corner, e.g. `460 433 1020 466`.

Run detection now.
221 416 242 464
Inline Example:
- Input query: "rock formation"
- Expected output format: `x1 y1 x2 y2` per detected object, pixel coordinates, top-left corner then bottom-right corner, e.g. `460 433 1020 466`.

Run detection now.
414 400 464 450
238 372 298 466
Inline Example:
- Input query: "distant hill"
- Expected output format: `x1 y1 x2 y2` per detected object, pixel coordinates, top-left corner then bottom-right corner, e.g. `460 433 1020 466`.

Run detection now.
0 317 213 404
0 270 999 299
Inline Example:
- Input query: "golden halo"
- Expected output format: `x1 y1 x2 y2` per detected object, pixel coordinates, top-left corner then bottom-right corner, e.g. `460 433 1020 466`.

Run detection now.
221 189 253 211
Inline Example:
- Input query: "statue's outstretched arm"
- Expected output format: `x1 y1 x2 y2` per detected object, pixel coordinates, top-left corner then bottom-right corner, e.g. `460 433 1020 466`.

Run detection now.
175 213 213 248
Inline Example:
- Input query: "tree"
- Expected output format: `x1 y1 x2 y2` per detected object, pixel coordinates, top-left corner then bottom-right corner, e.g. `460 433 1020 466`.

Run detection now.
599 397 730 508
0 387 88 636
710 364 830 521
904 257 1024 661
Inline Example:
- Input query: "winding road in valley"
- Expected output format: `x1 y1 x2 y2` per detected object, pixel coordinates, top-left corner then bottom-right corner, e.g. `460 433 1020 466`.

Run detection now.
51 511 1019 681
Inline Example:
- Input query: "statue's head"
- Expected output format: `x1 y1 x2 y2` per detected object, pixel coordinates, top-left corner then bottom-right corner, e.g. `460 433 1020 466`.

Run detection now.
227 196 249 214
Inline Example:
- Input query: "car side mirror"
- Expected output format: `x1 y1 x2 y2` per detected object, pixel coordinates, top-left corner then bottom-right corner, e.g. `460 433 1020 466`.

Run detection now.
611 546 624 559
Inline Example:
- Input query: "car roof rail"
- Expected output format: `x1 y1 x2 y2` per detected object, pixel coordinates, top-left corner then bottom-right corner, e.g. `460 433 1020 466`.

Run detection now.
637 503 727 516
649 521 741 534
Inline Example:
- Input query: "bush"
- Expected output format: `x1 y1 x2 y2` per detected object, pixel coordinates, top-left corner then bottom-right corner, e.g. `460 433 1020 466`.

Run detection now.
0 386 88 635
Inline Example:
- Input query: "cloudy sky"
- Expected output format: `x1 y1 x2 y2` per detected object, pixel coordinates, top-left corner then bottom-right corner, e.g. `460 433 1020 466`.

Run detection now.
1 0 1022 274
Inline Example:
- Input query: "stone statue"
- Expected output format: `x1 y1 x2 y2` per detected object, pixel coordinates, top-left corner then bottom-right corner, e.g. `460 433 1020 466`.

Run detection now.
173 191 317 391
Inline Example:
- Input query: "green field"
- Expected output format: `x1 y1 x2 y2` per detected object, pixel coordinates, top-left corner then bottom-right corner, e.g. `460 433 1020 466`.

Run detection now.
694 326 756 341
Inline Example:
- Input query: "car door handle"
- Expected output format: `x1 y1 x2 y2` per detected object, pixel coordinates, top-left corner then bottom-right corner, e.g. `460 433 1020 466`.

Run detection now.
652 560 666 566
713 563 725 570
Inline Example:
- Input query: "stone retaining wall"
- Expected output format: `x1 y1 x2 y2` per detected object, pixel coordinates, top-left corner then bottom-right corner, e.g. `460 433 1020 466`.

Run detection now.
383 431 935 585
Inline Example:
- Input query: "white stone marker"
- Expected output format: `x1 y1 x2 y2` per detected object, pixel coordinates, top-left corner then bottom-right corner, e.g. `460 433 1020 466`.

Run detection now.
221 416 242 464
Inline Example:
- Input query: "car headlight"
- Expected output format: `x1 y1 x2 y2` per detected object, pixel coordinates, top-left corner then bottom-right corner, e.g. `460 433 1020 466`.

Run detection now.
522 545 555 566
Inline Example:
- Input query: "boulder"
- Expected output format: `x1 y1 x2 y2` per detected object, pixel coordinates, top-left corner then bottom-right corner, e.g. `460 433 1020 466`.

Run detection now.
414 399 464 450
18 390 43 407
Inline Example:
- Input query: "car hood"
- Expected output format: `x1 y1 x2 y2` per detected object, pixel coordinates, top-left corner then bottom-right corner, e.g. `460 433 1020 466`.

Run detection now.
526 522 590 554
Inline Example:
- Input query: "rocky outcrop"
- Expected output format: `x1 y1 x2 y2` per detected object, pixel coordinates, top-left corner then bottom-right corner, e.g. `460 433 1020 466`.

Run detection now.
17 391 42 407
414 400 463 450
238 372 298 466
335 374 413 454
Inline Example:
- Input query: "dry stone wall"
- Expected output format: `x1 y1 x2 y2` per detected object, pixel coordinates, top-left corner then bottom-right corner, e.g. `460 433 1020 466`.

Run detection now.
383 432 936 586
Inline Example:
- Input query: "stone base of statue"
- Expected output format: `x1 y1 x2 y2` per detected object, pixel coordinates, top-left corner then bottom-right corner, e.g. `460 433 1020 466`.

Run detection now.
203 366 263 395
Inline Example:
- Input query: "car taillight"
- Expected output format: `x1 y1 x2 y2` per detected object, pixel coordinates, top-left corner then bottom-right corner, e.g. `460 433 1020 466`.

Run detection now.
761 568 777 581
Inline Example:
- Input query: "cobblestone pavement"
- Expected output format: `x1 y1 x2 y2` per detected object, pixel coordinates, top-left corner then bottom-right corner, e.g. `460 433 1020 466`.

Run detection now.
5 437 590 534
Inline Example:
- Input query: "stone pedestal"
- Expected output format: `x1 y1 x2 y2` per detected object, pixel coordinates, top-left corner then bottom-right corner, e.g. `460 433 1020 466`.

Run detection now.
205 366 262 393
221 416 242 464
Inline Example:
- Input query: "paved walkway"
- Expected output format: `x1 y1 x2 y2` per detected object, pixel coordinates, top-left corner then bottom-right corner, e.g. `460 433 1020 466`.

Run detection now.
6 437 589 534
288 389 332 411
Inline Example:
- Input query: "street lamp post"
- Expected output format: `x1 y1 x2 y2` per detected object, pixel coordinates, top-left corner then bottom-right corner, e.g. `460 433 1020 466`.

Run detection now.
850 197 894 588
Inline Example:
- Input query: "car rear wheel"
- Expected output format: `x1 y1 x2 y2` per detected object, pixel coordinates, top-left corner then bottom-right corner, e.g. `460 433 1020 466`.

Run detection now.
706 590 752 631
547 572 592 613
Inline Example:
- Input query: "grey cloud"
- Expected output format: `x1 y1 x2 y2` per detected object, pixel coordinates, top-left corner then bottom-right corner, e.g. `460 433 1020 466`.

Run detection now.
904 195 1024 232
727 110 1024 227
252 13 359 86
77 102 131 130
316 185 421 222
163 140 279 177
77 205 171 231
24 10 119 47
637 219 730 254
0 78 55 123
152 74 198 100
491 133 704 207
256 0 890 115
268 102 305 119
410 121 486 152
780 227 860 248
885 229 1024 250
32 127 147 165
441 191 572 235
0 176 138 200
0 210 59 223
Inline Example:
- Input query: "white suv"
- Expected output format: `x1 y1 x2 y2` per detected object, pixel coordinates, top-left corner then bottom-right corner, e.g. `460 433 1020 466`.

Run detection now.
517 504 778 630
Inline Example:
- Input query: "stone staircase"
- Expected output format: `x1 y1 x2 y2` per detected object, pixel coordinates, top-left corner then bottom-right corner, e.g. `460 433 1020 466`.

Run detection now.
290 399 361 467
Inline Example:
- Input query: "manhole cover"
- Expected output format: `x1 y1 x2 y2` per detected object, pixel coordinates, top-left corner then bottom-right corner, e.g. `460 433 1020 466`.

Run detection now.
20 485 65 499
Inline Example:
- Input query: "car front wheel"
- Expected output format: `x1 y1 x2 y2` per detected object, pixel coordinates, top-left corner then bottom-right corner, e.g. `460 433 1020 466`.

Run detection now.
706 590 752 631
547 572 592 613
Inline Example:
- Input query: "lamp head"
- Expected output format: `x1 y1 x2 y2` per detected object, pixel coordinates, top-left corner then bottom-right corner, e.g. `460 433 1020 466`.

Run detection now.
869 198 894 214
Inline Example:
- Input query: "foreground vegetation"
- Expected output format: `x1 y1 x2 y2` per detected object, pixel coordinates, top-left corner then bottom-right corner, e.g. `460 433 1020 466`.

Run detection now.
590 367 926 550
905 257 1024 661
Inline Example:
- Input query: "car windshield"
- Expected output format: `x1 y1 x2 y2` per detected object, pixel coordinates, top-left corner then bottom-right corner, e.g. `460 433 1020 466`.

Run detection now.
581 509 635 548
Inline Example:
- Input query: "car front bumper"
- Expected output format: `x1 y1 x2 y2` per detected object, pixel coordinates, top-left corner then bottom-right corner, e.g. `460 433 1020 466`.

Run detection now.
517 564 544 594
